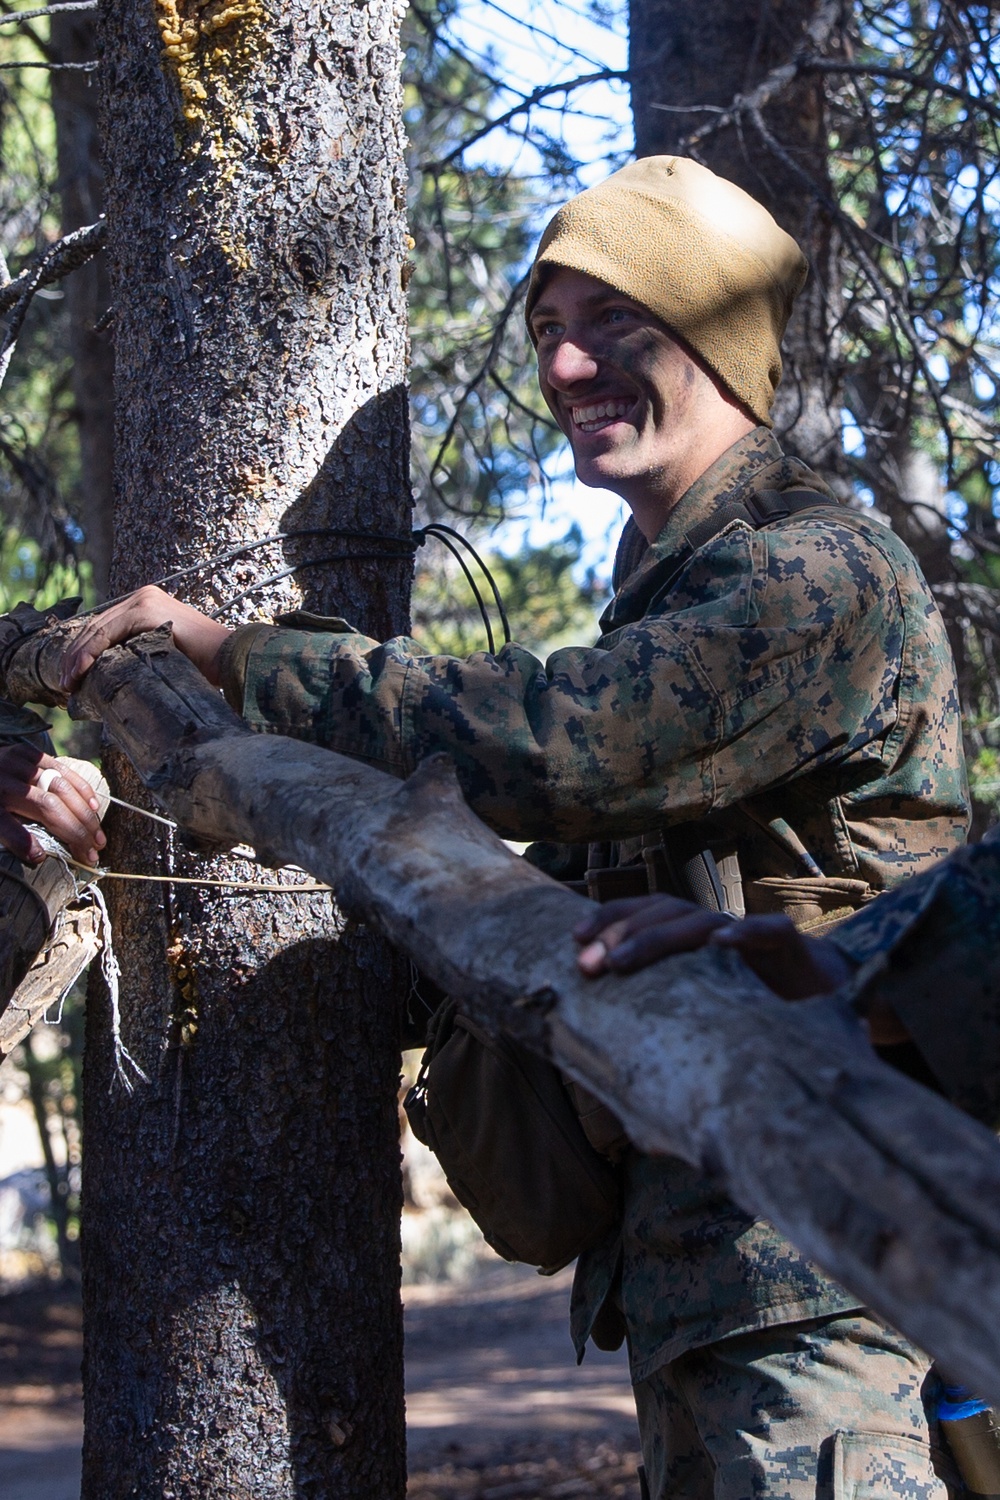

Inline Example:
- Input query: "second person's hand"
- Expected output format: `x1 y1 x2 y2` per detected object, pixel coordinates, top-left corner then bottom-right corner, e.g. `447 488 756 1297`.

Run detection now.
573 894 854 1000
0 744 106 866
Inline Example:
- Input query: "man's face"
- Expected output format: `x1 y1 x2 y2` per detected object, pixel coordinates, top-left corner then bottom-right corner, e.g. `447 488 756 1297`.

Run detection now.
530 267 709 509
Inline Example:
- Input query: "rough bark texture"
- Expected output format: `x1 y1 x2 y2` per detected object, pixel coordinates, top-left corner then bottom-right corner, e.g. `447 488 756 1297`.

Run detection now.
50 10 115 596
0 895 102 1061
7 617 1000 1407
628 0 846 482
84 0 413 1490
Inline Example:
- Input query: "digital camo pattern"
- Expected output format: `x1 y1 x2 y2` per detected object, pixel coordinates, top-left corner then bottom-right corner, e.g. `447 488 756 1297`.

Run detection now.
833 832 1000 1129
632 1312 957 1499
231 426 970 1373
236 428 968 885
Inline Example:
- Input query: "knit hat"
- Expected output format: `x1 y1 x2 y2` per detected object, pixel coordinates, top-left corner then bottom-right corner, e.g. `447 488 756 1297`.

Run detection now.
525 156 808 426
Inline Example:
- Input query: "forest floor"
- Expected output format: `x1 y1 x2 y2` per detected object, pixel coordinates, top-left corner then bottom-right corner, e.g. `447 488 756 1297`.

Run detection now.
0 1264 642 1499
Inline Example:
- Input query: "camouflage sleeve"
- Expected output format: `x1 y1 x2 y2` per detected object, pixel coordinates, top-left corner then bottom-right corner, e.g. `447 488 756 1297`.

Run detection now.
0 699 54 750
833 836 1000 1126
236 518 914 845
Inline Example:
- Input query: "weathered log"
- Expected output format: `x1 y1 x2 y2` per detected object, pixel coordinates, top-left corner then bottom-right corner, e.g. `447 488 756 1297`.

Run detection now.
6 611 1000 1403
0 894 103 1059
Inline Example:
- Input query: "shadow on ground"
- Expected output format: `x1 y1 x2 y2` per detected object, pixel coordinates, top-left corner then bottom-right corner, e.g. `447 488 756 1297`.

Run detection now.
0 1267 640 1498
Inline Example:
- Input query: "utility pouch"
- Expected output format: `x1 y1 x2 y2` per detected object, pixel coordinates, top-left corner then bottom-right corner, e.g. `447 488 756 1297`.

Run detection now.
404 997 621 1274
745 875 876 935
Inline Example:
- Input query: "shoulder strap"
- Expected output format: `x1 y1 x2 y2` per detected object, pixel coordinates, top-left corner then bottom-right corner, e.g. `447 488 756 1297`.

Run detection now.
685 487 838 552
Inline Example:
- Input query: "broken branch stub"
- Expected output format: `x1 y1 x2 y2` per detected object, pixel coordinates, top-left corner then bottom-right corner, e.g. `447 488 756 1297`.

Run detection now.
3 611 1000 1401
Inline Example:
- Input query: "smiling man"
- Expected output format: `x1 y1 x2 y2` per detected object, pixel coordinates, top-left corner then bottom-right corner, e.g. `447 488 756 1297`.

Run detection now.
52 157 969 1499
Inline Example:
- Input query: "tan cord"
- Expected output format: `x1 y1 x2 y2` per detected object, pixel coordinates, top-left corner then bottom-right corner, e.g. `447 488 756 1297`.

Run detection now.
61 855 332 893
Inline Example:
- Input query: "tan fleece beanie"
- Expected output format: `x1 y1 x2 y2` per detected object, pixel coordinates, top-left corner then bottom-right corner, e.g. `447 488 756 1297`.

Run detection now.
525 156 807 426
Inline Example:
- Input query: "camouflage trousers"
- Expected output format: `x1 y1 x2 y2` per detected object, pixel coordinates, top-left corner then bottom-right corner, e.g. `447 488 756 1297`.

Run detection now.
632 1312 959 1500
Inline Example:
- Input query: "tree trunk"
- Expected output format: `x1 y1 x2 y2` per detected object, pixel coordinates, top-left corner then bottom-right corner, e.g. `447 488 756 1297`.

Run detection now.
82 0 413 1489
628 0 846 480
6 615 1000 1407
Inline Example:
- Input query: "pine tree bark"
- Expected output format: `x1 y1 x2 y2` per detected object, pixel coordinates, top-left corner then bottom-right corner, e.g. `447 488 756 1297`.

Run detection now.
628 0 846 480
82 0 412 1491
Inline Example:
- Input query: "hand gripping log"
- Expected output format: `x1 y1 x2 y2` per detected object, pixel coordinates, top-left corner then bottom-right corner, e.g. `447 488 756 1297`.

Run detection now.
3 602 1000 1401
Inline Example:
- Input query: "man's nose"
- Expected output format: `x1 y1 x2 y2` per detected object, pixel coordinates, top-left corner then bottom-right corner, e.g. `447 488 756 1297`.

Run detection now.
545 334 600 389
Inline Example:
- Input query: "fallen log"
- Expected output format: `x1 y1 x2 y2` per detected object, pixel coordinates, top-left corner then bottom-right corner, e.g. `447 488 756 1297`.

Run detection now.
3 606 1000 1401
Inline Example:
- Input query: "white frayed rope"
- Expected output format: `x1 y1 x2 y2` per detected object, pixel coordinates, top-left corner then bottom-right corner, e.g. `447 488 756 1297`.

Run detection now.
88 880 149 1093
32 826 149 1092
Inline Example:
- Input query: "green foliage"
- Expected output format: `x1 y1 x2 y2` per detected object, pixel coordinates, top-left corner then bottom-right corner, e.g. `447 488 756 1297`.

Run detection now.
412 524 607 656
969 743 1000 813
403 0 563 525
0 528 93 751
829 2 1000 519
0 38 84 581
0 526 91 614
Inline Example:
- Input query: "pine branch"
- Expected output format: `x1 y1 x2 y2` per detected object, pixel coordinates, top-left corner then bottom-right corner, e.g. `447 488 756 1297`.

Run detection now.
0 219 107 378
0 0 96 22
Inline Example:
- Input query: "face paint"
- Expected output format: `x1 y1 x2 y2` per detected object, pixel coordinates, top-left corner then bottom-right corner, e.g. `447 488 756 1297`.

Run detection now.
530 268 720 517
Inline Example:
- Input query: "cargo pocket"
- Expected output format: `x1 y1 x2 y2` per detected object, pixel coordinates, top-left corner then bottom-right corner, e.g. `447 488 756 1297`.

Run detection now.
831 1431 956 1499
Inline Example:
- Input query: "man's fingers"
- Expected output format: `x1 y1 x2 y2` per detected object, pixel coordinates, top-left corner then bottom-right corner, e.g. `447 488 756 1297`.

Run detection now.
573 894 697 943
577 907 730 974
60 620 115 691
0 759 105 866
573 896 660 942
600 910 730 972
46 759 103 814
27 779 105 864
708 913 799 952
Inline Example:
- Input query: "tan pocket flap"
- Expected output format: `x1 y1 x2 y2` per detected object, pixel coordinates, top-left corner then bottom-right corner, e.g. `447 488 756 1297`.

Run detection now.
832 1430 955 1499
746 875 876 935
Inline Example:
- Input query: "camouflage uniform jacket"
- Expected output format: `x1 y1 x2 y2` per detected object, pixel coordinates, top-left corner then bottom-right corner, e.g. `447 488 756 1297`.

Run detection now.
219 426 970 1381
831 831 1000 1130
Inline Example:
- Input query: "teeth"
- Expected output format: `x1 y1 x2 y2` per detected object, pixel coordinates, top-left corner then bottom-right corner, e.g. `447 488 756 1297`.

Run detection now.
571 400 631 426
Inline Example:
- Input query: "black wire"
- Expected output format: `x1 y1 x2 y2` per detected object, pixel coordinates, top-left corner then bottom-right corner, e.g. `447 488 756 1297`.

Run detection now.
80 528 418 617
209 550 416 618
420 523 512 645
77 521 513 656
418 530 496 654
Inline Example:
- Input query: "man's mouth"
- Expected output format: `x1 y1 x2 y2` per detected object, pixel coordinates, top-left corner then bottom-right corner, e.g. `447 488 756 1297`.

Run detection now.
570 398 634 434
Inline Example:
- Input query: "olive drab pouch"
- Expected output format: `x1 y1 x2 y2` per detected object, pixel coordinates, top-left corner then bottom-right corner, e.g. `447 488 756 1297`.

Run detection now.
403 997 621 1275
745 875 876 935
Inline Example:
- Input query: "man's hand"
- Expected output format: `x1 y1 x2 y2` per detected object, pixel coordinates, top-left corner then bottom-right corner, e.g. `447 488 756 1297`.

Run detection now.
573 894 909 1044
573 894 852 999
60 586 233 692
0 744 106 866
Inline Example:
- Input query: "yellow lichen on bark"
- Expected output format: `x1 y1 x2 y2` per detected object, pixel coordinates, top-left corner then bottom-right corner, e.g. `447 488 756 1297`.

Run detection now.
154 0 267 129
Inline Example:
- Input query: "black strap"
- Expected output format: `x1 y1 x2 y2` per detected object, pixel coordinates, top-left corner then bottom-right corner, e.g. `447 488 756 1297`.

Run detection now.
685 487 837 552
644 487 839 621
